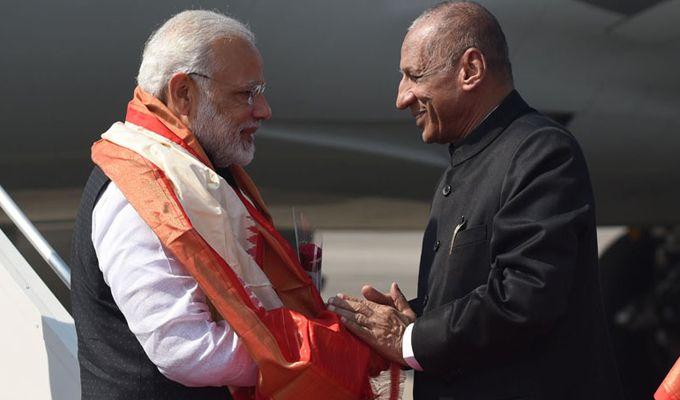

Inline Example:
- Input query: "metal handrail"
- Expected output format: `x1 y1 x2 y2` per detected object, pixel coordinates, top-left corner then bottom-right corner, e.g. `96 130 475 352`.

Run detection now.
0 184 71 288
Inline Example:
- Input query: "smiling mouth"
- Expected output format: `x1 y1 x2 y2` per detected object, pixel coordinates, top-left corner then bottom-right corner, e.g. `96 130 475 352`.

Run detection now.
240 126 258 136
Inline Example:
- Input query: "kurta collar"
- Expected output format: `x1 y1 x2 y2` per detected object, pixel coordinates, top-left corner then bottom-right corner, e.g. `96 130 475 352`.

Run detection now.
448 90 533 167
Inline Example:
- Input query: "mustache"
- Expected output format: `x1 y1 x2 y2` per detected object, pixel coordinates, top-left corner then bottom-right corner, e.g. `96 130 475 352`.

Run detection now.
239 123 260 131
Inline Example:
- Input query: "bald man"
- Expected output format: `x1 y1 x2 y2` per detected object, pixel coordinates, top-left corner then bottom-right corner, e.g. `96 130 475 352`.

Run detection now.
329 2 623 399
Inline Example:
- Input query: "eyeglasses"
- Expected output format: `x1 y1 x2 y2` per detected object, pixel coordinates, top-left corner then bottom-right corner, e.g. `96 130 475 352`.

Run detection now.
187 72 266 106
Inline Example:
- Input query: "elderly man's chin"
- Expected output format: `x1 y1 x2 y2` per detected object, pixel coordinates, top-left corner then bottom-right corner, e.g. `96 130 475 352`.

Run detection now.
211 137 255 168
189 117 257 168
417 116 436 144
190 124 256 168
232 140 255 167
420 126 438 144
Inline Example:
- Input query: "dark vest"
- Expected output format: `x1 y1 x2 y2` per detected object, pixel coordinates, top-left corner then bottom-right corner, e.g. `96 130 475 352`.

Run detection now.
70 166 232 400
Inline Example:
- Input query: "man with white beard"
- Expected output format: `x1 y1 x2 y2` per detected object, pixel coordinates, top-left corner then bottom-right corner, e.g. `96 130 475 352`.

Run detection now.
70 10 271 399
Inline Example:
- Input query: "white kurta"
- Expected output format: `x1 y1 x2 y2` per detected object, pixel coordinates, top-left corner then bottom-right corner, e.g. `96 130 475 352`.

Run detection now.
92 181 258 387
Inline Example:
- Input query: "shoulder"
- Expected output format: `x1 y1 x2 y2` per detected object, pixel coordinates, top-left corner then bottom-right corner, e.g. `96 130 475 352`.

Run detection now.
495 111 585 170
497 112 593 203
92 182 149 247
93 181 129 223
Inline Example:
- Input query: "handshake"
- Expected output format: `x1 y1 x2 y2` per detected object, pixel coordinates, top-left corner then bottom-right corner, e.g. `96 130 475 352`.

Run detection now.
328 282 416 366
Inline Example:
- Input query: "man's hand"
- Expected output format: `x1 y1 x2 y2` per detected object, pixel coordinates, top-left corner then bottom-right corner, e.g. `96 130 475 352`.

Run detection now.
328 282 416 365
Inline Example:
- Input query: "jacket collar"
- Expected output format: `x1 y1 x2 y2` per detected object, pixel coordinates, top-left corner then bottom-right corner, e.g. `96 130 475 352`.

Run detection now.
448 90 533 167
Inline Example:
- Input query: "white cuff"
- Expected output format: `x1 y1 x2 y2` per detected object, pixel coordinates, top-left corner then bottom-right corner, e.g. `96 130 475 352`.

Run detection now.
402 322 423 371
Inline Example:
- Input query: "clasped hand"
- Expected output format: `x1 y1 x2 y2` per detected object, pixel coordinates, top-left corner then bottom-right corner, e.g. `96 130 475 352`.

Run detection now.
328 282 416 366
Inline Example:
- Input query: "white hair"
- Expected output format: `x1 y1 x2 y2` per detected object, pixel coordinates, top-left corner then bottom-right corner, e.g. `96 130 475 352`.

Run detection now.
137 10 255 97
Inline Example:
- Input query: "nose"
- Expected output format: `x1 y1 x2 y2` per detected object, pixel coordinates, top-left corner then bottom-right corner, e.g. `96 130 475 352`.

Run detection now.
396 79 416 110
252 94 272 121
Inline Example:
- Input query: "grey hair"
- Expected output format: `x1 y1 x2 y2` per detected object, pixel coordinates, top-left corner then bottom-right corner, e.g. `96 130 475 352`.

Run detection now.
409 1 512 83
137 10 255 97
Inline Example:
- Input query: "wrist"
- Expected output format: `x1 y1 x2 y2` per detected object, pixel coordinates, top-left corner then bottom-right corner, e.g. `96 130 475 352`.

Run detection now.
402 322 424 371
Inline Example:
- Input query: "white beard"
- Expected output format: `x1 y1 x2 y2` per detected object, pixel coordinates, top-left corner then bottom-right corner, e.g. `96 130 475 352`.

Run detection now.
190 91 255 168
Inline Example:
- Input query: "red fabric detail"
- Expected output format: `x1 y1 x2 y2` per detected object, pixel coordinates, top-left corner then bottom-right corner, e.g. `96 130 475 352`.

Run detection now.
254 234 265 267
389 364 401 400
245 218 261 260
247 233 259 246
246 247 257 259
299 243 322 272
259 308 383 398
234 190 310 281
231 387 255 400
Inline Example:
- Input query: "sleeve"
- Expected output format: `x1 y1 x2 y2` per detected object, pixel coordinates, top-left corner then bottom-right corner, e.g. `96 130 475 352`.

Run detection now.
402 323 424 371
92 182 258 387
411 127 595 371
408 297 424 316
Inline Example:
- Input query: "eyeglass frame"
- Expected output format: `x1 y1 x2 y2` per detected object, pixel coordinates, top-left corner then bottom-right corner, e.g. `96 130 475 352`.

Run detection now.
187 72 266 107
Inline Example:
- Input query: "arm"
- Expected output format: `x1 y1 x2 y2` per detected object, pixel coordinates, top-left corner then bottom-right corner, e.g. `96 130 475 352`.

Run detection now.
92 182 258 387
412 127 594 371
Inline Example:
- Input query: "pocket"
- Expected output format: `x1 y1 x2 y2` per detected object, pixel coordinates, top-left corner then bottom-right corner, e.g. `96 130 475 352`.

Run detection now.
450 224 487 249
427 225 490 305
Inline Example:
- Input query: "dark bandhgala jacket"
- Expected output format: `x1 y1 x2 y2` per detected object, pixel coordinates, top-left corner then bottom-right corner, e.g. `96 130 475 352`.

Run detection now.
70 166 232 400
410 91 623 399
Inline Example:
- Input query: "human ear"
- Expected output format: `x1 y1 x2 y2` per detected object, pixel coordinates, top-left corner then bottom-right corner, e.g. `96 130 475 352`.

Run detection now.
460 47 486 91
165 73 196 121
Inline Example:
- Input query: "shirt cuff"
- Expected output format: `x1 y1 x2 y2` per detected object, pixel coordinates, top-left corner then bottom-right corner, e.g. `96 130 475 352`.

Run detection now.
402 322 423 371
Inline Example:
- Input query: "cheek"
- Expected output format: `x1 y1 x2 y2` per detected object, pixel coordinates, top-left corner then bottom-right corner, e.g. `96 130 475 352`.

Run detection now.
229 106 254 124
416 90 438 116
425 101 441 125
431 90 458 120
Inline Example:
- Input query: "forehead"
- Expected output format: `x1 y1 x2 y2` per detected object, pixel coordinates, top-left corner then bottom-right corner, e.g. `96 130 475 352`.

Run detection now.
399 24 436 71
210 37 264 82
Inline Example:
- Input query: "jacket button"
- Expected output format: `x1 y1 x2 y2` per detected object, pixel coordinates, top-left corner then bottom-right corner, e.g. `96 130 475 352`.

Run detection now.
433 240 440 252
442 184 452 196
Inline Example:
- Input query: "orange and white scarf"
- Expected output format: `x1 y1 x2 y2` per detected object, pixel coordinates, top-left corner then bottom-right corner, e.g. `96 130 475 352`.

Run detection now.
92 87 392 400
